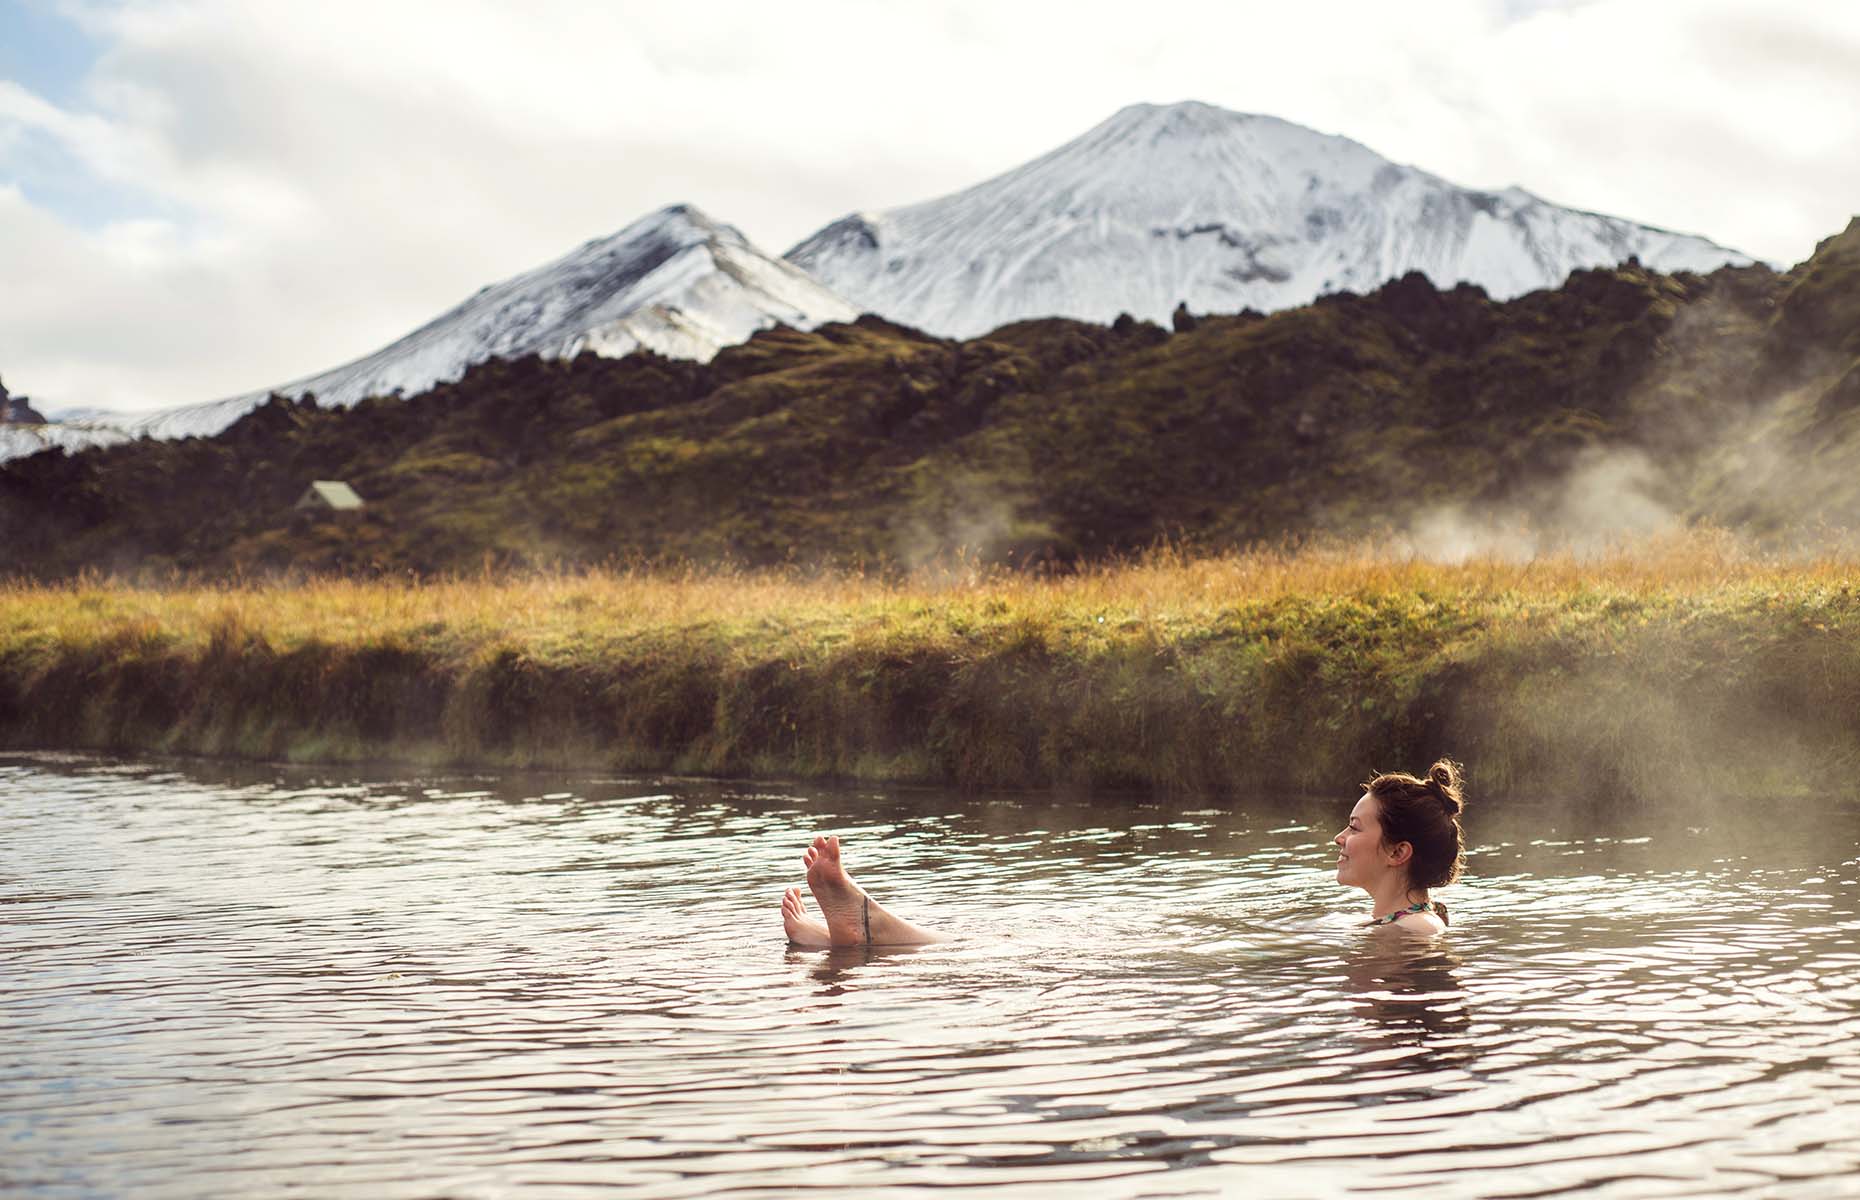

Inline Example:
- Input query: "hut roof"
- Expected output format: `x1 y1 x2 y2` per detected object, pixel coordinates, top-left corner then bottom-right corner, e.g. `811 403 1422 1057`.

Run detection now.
297 480 365 510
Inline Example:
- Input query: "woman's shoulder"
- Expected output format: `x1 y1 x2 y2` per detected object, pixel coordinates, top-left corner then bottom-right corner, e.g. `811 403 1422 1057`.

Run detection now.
1382 910 1447 936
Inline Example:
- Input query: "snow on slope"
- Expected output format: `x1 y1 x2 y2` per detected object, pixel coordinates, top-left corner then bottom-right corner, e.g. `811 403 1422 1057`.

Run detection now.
4 205 856 460
0 419 132 462
787 101 1752 339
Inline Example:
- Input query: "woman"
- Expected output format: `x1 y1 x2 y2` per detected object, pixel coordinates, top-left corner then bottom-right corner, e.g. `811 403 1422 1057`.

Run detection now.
1335 759 1466 933
780 758 1467 945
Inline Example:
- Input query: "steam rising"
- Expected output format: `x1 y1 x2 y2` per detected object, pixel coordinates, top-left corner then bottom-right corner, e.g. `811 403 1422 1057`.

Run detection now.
1405 447 1680 563
891 468 1030 575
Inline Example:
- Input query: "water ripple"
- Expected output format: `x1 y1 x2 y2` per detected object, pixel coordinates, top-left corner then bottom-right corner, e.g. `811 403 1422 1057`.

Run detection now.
3 755 1858 1197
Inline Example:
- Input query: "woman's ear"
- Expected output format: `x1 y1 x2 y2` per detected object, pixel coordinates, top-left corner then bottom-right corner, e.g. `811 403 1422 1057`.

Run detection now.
1383 840 1413 867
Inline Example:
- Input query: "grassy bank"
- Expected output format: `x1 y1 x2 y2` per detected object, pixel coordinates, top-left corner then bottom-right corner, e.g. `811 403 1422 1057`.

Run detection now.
4 533 1859 800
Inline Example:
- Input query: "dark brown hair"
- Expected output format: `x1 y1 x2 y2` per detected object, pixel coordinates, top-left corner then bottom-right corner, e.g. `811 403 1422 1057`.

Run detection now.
1364 758 1467 894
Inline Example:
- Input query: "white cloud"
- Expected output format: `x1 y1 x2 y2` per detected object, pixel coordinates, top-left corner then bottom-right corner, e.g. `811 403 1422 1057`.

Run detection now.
1 0 1855 413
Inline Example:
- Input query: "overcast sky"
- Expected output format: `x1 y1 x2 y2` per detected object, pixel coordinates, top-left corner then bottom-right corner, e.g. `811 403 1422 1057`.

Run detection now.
2 0 1857 414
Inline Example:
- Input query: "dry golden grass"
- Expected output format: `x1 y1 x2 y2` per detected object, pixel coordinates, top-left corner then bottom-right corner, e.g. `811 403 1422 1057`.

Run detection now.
4 527 1848 646
4 529 1858 797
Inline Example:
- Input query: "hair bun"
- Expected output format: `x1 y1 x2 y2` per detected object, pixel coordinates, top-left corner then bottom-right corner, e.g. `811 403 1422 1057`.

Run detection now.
1427 759 1465 816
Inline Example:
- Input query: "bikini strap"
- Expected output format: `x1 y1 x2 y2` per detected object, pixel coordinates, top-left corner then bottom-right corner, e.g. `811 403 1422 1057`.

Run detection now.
1368 900 1432 926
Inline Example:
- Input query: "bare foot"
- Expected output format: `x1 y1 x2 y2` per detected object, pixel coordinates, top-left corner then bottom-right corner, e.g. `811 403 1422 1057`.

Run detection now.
781 886 833 947
802 834 944 946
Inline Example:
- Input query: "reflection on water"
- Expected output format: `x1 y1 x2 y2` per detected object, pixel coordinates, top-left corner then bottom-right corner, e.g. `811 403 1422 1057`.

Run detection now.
1344 942 1470 1042
3 752 1858 1197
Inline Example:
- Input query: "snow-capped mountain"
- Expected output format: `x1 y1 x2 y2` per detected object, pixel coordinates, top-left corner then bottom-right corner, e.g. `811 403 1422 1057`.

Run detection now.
787 101 1752 339
5 205 856 460
5 105 1760 467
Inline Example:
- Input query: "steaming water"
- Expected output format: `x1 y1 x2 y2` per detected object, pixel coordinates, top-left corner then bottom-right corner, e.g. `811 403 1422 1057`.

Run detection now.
4 753 1859 1198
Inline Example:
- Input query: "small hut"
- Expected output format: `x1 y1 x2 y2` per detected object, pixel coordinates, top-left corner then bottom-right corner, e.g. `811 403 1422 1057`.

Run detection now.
295 480 365 513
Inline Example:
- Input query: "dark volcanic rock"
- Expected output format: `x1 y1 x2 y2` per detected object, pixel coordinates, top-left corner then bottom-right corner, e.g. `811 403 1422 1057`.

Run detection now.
1 395 47 425
6 222 1860 578
0 375 48 424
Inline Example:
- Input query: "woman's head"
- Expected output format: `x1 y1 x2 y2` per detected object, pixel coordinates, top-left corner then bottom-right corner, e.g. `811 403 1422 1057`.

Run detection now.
1359 759 1466 890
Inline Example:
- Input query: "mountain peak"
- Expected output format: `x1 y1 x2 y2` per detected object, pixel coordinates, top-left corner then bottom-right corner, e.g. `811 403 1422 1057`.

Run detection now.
787 101 1751 339
1096 100 1346 147
1058 100 1382 179
28 202 857 456
599 202 742 250
1104 99 1256 133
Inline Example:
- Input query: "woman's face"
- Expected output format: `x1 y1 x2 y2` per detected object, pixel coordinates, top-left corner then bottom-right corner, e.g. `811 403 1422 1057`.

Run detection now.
1334 792 1392 889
